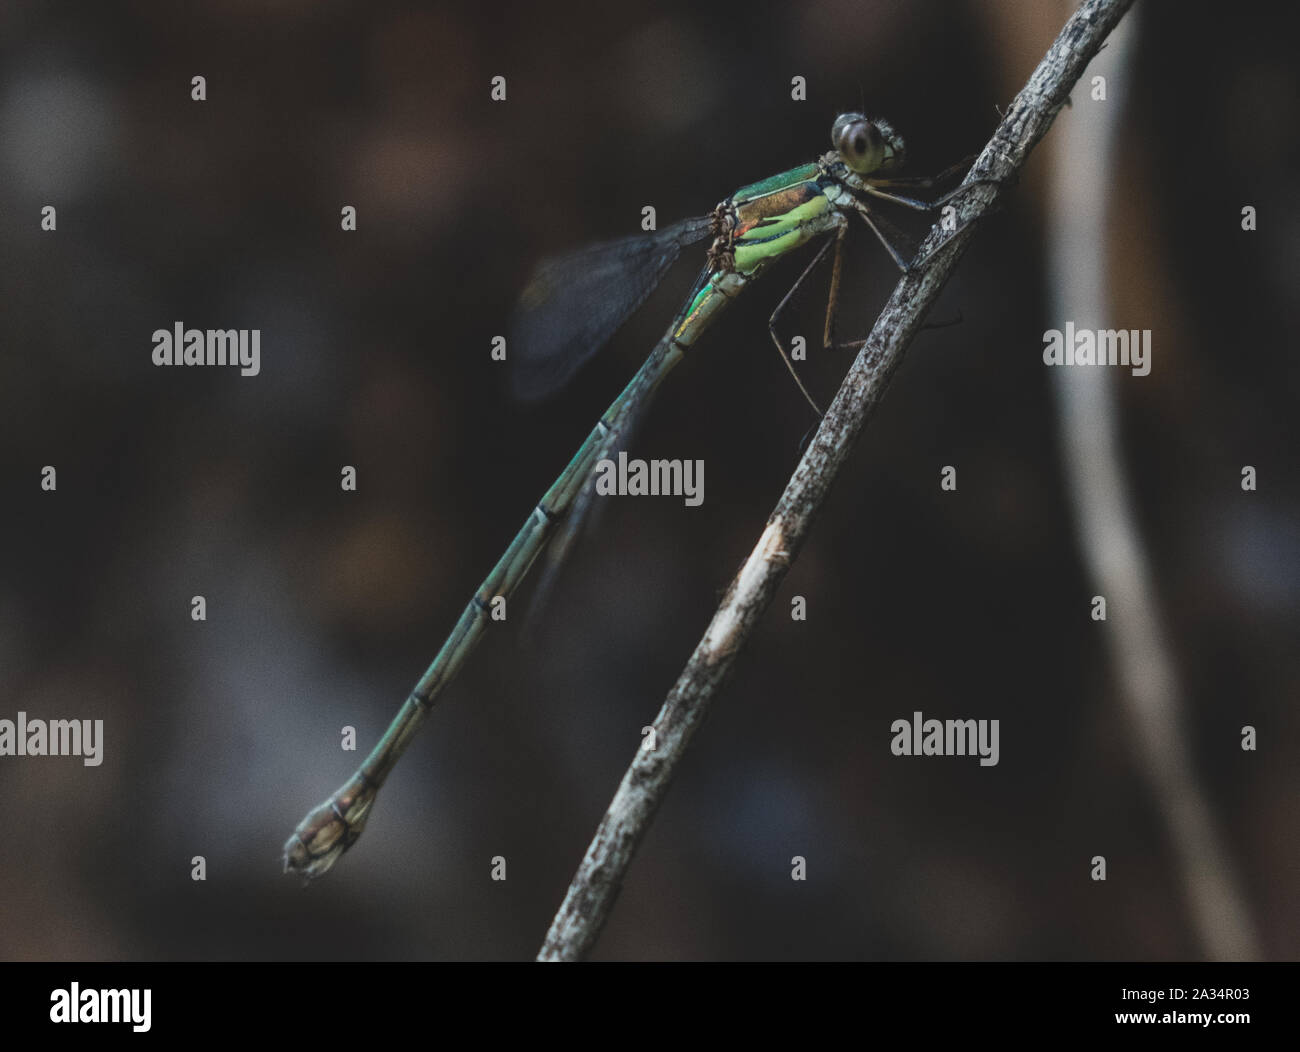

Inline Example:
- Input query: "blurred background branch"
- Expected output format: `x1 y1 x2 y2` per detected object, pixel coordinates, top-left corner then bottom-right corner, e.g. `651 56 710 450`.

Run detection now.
1044 4 1260 960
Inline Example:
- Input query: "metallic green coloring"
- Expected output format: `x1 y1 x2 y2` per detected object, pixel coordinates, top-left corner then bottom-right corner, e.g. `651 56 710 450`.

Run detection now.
284 112 967 880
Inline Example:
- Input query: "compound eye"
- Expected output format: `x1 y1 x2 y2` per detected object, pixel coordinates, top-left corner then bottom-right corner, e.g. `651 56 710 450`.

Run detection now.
834 117 884 173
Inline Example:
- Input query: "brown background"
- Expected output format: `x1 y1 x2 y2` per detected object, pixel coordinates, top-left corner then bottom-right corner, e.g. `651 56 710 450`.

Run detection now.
0 0 1295 959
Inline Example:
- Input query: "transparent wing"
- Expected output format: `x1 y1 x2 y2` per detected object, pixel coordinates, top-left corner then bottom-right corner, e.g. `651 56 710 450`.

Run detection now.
509 215 714 400
522 345 665 631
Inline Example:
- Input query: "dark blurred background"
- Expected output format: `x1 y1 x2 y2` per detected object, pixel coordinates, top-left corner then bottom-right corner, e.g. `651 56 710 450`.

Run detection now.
0 0 1295 960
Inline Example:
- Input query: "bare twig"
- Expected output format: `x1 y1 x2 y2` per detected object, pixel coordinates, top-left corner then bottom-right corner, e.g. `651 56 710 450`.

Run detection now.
537 0 1139 961
1044 6 1260 959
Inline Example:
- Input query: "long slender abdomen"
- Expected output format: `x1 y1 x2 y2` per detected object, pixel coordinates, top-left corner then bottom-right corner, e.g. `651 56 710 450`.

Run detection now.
284 289 736 880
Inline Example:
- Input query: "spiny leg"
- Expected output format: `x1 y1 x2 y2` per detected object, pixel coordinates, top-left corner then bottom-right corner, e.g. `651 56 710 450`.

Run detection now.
863 180 967 213
776 202 980 392
820 215 915 359
820 219 887 354
853 201 912 273
861 169 1008 220
822 219 847 350
811 202 964 352
865 153 978 192
768 226 845 417
858 179 1007 272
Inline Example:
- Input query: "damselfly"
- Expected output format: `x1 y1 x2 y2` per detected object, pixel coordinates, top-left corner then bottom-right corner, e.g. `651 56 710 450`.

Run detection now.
284 112 974 880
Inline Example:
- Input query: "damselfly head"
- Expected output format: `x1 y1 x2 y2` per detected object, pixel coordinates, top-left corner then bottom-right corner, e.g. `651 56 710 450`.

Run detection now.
832 113 905 175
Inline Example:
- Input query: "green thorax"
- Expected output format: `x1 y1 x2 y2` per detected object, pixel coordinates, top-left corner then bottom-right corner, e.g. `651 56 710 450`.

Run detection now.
729 161 824 204
725 161 841 276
